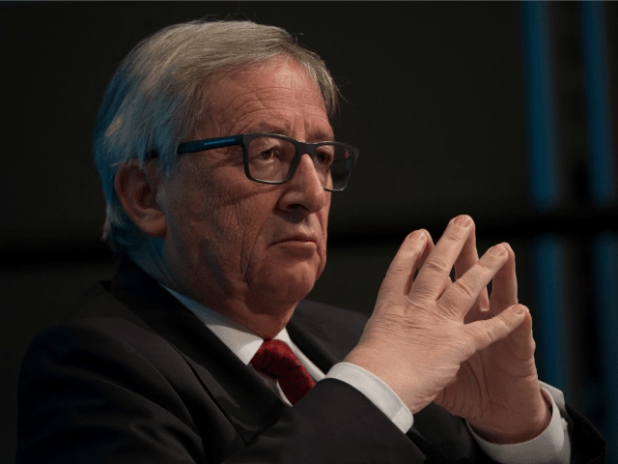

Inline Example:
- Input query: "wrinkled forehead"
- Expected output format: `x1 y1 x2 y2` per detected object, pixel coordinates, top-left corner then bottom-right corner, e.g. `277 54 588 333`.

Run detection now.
199 58 330 137
213 56 322 97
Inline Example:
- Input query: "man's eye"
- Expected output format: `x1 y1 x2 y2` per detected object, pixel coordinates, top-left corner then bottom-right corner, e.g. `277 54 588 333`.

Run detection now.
315 149 333 165
256 148 276 161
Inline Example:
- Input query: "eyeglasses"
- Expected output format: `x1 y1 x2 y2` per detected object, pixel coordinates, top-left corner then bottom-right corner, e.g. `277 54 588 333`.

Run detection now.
176 133 360 192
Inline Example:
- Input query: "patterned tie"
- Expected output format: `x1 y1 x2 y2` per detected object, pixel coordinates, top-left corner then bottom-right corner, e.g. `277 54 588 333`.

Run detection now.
250 339 316 405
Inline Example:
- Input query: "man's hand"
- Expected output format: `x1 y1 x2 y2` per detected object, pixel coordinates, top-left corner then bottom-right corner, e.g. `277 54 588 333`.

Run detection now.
344 215 550 443
437 221 551 443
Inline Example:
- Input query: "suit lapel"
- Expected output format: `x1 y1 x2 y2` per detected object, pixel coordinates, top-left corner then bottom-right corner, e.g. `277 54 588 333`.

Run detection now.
109 260 288 444
109 261 461 463
286 315 342 373
286 299 368 372
287 299 454 464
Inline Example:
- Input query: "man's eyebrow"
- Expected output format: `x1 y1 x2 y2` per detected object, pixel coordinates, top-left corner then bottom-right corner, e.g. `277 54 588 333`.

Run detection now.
313 132 336 142
252 124 287 136
250 124 334 142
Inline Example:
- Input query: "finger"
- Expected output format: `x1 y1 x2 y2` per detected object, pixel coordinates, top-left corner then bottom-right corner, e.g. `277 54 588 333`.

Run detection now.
403 230 433 294
412 215 474 300
489 242 518 316
464 290 491 324
438 244 509 318
464 304 528 352
413 231 435 282
417 233 455 298
378 230 429 303
415 234 455 298
439 275 453 300
454 225 491 324
454 222 479 280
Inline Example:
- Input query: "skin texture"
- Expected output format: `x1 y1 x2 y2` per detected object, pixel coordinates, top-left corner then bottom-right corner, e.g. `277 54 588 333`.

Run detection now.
116 58 332 339
116 58 550 444
345 217 551 443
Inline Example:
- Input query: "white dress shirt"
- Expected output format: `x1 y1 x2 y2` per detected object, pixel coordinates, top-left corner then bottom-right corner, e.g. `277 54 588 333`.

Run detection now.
162 285 571 463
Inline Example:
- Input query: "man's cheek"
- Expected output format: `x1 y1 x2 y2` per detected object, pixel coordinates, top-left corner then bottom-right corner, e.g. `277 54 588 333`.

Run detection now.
316 248 327 280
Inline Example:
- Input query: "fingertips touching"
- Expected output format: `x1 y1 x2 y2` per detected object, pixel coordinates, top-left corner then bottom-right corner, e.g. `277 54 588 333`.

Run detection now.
489 244 507 257
381 230 429 296
496 242 515 261
483 244 509 262
404 230 429 263
503 242 516 267
405 230 429 292
492 242 516 278
418 232 434 273
467 304 527 350
397 230 428 260
502 242 514 255
453 214 473 229
408 229 428 244
455 229 480 280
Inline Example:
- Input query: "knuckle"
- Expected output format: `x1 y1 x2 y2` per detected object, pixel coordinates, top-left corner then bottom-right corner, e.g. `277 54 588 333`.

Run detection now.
452 279 477 301
495 317 510 336
409 283 434 301
386 262 406 276
441 231 463 245
479 251 501 266
386 259 415 280
377 279 393 296
477 255 503 274
370 311 422 338
424 256 451 274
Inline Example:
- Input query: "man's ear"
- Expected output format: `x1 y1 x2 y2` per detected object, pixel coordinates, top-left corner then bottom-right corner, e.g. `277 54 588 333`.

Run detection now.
115 160 167 237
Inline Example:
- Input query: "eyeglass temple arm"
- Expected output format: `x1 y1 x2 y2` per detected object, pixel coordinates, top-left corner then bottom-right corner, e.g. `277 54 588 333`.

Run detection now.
177 135 243 154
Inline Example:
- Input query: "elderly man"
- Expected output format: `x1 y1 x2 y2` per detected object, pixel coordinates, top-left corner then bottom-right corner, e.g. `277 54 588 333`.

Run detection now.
17 20 604 464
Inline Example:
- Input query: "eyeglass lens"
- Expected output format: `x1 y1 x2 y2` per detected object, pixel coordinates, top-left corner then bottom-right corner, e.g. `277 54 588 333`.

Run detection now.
247 136 353 189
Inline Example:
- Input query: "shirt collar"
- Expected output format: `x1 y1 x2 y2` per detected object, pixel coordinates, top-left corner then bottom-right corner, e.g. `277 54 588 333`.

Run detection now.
160 284 295 366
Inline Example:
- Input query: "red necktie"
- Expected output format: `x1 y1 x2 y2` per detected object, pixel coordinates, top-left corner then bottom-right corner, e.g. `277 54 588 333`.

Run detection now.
250 339 316 405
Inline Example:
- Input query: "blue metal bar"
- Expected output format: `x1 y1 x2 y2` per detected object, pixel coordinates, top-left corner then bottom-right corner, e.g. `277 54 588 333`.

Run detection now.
521 3 567 394
521 2 559 210
592 232 618 458
582 4 617 459
581 2 616 205
532 235 568 392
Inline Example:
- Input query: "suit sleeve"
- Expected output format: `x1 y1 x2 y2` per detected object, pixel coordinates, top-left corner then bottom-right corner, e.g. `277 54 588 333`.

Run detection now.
17 322 207 464
17 319 606 464
16 321 423 464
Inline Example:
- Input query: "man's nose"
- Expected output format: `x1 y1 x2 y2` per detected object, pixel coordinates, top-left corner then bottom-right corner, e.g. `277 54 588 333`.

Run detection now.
278 153 329 213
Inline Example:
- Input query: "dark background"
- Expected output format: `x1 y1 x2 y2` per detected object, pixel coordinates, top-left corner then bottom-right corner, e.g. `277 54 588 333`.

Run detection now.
1 2 616 463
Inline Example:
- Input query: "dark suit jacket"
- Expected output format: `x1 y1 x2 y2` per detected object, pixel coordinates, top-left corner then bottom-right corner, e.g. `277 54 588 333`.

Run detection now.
17 260 606 463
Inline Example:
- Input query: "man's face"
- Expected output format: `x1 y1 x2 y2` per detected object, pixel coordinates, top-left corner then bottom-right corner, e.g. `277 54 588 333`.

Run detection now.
160 58 333 335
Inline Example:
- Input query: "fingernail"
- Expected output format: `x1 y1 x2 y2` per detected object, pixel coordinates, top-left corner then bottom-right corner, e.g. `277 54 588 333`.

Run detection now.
455 215 472 228
490 245 506 257
514 305 526 315
410 230 426 241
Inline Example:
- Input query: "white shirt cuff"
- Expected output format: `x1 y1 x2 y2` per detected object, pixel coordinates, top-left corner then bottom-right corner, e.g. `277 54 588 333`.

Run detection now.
466 385 571 464
325 362 413 434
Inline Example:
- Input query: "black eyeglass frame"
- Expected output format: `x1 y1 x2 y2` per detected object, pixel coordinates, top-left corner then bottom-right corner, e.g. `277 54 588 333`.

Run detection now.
175 133 360 192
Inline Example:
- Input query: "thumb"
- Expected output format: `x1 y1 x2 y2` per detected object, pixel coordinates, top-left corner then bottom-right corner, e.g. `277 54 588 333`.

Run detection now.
465 304 527 352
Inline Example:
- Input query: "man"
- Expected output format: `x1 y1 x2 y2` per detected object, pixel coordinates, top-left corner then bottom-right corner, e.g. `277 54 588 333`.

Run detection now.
17 19 605 463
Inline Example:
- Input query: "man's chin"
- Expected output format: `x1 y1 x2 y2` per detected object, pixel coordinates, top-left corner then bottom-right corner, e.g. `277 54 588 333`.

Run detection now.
248 260 319 304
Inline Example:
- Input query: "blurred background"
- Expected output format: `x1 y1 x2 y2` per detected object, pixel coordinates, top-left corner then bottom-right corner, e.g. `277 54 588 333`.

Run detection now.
1 2 616 462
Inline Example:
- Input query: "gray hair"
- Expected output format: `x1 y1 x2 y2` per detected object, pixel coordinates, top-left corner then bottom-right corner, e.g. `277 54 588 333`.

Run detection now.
93 19 340 258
